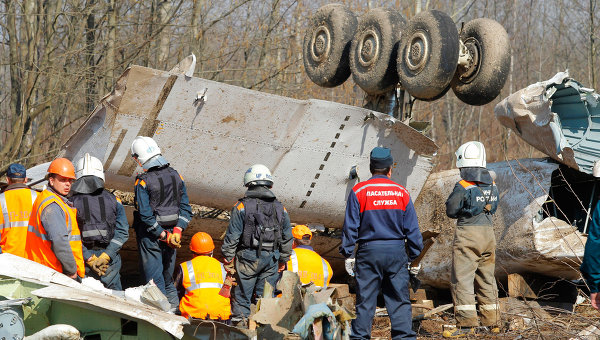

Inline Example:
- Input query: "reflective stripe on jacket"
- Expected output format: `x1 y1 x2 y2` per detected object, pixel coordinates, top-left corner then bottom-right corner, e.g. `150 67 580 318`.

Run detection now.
26 190 85 277
179 256 231 320
287 246 332 288
0 187 38 257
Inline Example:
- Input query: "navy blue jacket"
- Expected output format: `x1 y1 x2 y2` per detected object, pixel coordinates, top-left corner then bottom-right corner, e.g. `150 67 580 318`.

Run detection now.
446 179 499 226
221 186 293 263
134 166 193 239
340 175 423 261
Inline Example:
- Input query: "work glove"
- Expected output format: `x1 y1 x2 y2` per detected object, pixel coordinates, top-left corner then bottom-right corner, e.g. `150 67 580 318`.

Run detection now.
86 254 98 271
345 258 356 277
169 227 182 248
86 255 103 276
93 253 111 277
409 263 421 276
99 263 109 276
223 258 236 275
159 230 172 244
86 254 103 277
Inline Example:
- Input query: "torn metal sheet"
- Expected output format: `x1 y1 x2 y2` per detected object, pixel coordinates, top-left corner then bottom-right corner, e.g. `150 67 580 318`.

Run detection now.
415 158 586 288
0 254 189 338
495 71 600 175
58 58 438 229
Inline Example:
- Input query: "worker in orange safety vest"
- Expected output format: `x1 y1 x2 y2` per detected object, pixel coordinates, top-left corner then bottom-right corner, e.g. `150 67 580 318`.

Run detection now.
286 225 333 288
26 158 85 280
174 232 231 322
0 163 39 257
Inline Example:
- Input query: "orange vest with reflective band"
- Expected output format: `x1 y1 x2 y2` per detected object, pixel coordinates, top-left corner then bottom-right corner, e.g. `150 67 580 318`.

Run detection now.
287 247 333 288
26 190 85 277
179 256 231 320
0 187 38 257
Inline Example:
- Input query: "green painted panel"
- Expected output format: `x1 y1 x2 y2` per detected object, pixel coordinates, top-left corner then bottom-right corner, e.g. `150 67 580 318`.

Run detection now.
0 278 51 335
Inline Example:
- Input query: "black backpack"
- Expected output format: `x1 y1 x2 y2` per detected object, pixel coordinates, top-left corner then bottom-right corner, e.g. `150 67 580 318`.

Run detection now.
241 197 284 253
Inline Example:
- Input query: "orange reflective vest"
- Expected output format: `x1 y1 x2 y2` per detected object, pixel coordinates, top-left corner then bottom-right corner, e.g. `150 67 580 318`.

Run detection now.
287 247 333 288
0 187 38 257
26 190 85 277
179 256 231 320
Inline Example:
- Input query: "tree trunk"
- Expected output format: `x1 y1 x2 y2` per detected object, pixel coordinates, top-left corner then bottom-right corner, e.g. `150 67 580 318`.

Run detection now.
156 0 172 69
106 0 117 93
86 0 97 113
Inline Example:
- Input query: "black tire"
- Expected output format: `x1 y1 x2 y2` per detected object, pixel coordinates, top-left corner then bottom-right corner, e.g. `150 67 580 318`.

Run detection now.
419 84 451 102
303 4 357 87
350 8 406 95
451 18 511 106
397 10 459 100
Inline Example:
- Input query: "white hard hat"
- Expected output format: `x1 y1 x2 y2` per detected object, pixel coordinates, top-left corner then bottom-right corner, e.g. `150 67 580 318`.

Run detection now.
243 164 273 187
131 136 161 166
455 141 486 168
75 153 105 181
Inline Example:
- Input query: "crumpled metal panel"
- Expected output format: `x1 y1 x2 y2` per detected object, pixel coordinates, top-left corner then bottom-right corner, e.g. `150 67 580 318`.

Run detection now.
60 64 438 228
495 71 600 175
0 253 189 338
415 159 585 288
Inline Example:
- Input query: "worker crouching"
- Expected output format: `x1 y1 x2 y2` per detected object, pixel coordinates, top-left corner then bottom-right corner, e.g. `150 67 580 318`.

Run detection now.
443 141 500 338
175 232 231 322
287 225 332 288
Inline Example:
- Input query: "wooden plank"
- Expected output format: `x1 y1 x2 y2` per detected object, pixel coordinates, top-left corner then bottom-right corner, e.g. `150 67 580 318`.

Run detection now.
508 273 537 299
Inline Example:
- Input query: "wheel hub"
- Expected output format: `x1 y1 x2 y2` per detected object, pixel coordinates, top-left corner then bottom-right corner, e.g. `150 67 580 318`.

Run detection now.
311 26 331 63
357 29 379 67
457 38 481 82
405 31 429 73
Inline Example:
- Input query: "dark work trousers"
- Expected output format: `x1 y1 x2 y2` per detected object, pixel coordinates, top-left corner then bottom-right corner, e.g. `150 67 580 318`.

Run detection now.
352 241 415 340
85 249 123 290
231 248 279 319
135 224 178 309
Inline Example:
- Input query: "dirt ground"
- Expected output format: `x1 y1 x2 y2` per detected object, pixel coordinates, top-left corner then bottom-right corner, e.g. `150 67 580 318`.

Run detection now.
366 304 600 339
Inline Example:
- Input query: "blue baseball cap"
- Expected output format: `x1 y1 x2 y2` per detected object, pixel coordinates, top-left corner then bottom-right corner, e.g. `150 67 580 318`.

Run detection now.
370 147 393 169
6 163 26 178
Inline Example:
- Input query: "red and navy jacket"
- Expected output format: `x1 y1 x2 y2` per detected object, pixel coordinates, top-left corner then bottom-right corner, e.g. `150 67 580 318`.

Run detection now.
340 175 423 261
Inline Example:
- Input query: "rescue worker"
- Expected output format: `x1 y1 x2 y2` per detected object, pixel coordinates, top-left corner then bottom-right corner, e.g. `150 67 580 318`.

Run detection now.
443 141 500 337
0 163 38 257
175 232 231 322
221 164 293 325
582 196 600 310
26 158 85 280
340 146 423 340
131 136 193 311
286 224 333 288
71 153 129 290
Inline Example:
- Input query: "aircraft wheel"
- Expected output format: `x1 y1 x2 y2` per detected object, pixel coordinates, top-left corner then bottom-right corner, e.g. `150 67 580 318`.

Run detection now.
397 10 459 100
303 4 357 87
451 18 511 106
350 8 406 95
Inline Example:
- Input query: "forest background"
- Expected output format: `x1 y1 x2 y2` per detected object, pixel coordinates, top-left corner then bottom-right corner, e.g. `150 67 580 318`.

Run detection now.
0 0 598 173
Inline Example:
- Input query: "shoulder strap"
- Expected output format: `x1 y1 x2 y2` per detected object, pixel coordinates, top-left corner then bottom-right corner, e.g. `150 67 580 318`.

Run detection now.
82 196 91 223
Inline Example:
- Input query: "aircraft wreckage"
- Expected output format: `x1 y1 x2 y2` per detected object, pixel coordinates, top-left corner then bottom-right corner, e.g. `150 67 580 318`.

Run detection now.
4 2 597 337
21 63 594 292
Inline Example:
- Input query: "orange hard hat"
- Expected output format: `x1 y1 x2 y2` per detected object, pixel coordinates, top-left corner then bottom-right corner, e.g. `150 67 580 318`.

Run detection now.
47 158 76 179
292 225 312 240
190 232 214 254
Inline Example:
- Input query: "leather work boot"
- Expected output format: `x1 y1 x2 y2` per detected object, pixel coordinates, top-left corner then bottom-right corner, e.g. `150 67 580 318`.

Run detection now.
442 327 476 338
